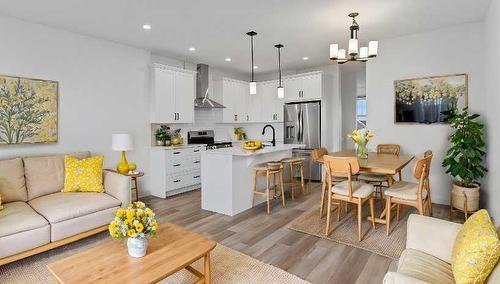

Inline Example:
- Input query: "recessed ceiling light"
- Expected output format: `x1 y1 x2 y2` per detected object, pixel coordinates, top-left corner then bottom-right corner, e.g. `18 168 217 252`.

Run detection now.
253 66 258 69
188 47 196 52
225 58 232 62
303 57 309 60
142 24 151 30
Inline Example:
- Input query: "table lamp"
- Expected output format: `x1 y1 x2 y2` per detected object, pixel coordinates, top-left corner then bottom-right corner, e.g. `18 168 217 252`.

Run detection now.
112 134 134 174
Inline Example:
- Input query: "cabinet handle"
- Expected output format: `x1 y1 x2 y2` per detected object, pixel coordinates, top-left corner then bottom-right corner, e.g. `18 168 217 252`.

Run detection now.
246 115 249 121
234 114 238 121
173 164 181 167
173 151 181 154
193 160 200 164
173 179 181 183
193 175 200 178
193 149 200 153
177 113 180 120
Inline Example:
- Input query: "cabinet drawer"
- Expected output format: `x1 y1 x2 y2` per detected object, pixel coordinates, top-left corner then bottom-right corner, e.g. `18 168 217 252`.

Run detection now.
166 170 201 191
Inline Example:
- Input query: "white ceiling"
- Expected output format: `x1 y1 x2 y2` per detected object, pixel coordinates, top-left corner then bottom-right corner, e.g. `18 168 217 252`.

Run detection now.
0 0 491 77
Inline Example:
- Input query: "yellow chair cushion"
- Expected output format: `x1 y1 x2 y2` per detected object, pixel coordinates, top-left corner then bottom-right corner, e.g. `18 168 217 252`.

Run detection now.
451 209 500 284
62 155 104 193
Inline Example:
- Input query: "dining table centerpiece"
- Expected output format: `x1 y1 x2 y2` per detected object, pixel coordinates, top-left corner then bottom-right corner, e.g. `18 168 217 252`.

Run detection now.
348 129 374 159
109 201 159 258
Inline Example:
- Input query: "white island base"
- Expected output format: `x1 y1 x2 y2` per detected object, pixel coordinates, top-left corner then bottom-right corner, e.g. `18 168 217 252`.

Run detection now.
201 144 303 216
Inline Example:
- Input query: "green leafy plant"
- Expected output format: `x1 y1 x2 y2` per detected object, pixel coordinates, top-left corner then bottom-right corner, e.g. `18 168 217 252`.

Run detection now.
154 128 171 142
442 108 487 188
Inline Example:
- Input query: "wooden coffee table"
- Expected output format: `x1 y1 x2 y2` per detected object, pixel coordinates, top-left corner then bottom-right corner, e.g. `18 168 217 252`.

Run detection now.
47 222 216 284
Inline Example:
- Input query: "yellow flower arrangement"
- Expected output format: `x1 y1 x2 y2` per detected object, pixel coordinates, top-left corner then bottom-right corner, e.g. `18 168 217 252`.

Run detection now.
109 201 158 240
347 129 374 159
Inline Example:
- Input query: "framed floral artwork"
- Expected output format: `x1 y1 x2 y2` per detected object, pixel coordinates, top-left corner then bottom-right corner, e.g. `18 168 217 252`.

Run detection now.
394 74 468 124
0 75 58 145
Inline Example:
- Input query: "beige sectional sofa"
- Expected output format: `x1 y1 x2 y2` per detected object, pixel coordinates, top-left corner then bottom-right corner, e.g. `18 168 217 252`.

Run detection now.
0 151 130 265
384 214 500 284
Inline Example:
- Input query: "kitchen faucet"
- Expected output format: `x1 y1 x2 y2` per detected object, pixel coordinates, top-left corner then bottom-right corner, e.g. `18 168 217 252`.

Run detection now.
262 125 276 147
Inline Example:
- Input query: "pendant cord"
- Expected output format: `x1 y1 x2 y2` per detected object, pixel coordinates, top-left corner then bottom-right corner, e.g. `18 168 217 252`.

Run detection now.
251 35 254 82
278 47 282 87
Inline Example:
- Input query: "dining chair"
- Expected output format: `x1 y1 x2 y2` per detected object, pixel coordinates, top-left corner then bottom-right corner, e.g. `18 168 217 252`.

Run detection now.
323 155 376 241
385 153 433 236
313 148 346 218
358 144 401 200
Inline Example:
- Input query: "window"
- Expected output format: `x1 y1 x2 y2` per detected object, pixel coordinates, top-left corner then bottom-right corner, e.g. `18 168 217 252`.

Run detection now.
356 96 367 128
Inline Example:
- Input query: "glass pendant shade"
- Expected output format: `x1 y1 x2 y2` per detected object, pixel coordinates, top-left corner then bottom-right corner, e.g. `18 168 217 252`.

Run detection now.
359 47 368 59
338 49 347 60
329 44 339 59
277 86 284 99
369 41 378 57
249 81 257 95
348 39 358 55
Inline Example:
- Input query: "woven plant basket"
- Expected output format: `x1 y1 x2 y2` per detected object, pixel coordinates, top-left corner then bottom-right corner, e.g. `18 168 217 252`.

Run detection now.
451 183 480 211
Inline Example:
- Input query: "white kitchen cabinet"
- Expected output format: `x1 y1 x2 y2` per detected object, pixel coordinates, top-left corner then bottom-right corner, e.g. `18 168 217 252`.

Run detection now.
218 78 254 123
150 145 205 198
150 65 195 123
258 81 284 122
284 72 322 101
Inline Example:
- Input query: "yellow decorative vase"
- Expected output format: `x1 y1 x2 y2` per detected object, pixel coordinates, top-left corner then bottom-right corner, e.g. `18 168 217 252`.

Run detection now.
117 151 129 174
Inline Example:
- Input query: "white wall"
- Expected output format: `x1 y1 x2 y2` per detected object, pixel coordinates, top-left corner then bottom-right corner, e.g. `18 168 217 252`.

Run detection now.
484 0 500 221
366 22 486 205
0 16 152 194
340 67 366 150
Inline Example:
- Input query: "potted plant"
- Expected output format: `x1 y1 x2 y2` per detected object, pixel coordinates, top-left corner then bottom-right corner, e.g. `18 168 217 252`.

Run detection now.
442 108 487 214
348 129 374 159
154 127 172 146
109 202 158 258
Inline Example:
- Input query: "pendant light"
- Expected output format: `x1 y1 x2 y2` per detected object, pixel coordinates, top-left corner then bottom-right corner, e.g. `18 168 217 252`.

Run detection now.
247 31 257 95
275 44 284 99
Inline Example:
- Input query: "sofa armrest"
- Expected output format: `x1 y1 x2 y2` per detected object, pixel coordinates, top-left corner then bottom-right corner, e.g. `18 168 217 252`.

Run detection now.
406 214 461 263
104 171 131 208
383 272 429 284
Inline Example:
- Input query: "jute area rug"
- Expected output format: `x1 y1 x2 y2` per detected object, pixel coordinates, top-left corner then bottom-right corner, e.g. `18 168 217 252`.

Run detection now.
0 232 309 284
288 203 415 260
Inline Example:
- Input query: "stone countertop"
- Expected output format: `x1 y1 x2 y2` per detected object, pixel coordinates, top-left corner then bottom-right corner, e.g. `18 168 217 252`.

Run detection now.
202 143 304 156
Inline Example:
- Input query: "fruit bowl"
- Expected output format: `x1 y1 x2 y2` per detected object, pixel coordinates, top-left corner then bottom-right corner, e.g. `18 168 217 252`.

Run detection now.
242 140 263 150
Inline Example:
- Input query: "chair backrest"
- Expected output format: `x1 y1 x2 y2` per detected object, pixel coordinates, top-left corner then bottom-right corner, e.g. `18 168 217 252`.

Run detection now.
323 156 360 178
312 148 328 161
413 154 432 180
377 144 400 155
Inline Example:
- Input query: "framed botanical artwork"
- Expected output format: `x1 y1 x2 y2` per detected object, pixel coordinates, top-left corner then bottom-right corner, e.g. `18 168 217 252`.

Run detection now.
0 74 58 145
394 74 468 124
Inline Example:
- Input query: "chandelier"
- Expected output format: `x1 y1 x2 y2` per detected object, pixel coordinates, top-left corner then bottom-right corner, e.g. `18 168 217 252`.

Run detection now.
329 12 378 64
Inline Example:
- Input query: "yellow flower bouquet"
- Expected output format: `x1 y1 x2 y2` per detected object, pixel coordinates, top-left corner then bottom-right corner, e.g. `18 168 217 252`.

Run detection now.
348 129 374 159
109 201 158 257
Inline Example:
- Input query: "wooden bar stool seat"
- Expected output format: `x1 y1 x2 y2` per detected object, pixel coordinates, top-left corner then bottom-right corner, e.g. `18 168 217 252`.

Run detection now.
252 162 285 215
281 157 306 199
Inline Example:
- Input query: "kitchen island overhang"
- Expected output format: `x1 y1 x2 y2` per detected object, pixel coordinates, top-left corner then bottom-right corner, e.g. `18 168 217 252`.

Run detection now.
201 144 304 216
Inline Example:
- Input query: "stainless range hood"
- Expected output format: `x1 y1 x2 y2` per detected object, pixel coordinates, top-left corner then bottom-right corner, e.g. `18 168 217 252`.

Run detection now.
195 64 225 109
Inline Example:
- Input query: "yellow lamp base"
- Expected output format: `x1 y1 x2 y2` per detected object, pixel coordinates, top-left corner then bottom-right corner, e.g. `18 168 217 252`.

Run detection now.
117 151 129 174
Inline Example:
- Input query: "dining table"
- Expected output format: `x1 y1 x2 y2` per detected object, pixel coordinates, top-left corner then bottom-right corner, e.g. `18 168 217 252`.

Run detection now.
317 150 415 224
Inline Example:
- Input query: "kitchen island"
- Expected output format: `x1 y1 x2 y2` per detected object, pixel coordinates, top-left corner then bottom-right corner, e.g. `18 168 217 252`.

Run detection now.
201 143 303 216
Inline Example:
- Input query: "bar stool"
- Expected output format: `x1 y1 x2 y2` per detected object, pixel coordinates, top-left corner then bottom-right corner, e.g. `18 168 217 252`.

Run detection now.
281 157 306 199
252 162 285 215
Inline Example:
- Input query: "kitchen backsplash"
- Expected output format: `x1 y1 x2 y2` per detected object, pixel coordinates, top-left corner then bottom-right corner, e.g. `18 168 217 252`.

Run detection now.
151 109 283 145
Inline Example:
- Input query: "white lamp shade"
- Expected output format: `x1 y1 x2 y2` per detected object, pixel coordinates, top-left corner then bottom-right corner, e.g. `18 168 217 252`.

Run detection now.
338 49 347 60
249 81 257 95
359 47 368 59
329 44 338 59
277 86 285 99
348 39 358 55
112 134 133 151
369 41 378 57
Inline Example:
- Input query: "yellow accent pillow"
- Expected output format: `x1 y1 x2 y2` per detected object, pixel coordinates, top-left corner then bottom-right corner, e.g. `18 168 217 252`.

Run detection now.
452 209 500 284
62 155 104 193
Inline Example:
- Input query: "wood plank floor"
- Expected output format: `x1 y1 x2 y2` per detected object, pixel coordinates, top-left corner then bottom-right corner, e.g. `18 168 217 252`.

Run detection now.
142 182 461 284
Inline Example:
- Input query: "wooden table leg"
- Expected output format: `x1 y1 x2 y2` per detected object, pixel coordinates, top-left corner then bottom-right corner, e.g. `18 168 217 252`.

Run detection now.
204 252 211 284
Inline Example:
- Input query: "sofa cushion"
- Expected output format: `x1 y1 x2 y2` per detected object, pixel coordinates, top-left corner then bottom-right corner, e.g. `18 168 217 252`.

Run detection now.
24 151 90 200
50 207 117 241
0 202 49 238
28 192 120 223
397 249 454 284
0 226 50 259
0 158 28 202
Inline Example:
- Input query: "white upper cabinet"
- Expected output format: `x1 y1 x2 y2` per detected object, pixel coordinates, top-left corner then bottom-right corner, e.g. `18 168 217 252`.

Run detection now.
284 72 322 102
219 78 255 123
150 65 195 123
258 81 284 122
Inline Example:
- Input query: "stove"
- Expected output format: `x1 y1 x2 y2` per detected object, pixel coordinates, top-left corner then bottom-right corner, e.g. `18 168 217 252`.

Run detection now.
188 130 232 150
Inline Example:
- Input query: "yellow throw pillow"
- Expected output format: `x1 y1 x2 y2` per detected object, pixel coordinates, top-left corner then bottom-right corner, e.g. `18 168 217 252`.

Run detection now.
63 155 104 193
452 209 500 284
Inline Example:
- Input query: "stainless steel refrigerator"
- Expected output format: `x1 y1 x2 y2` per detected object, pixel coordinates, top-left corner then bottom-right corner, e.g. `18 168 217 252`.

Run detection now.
284 101 322 181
